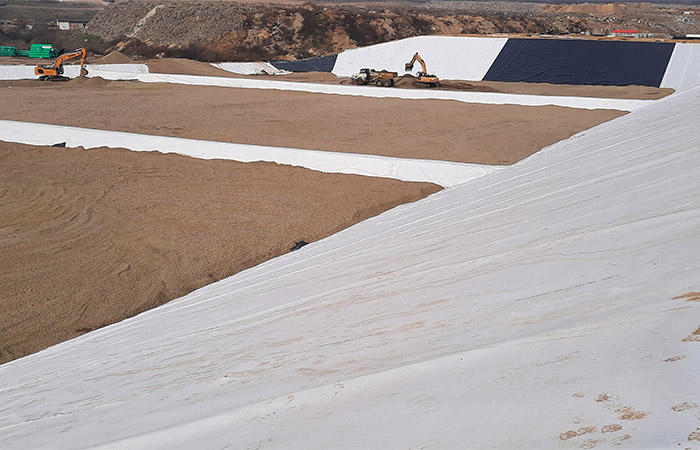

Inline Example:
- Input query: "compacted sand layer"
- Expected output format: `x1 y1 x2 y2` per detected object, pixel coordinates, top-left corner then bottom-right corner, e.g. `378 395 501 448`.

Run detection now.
0 79 625 165
0 141 440 364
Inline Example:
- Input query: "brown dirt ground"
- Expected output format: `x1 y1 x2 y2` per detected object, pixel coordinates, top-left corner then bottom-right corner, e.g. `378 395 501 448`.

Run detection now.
0 79 625 165
0 141 440 364
146 58 243 77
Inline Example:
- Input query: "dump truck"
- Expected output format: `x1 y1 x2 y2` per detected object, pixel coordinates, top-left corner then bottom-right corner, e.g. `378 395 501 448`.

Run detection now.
351 68 397 87
405 53 440 88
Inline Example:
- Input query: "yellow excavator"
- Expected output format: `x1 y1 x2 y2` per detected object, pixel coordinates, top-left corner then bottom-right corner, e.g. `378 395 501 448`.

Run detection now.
405 52 440 88
35 48 88 81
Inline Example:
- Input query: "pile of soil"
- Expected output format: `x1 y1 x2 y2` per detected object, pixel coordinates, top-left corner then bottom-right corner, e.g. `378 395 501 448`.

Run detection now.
392 75 499 92
465 80 674 100
0 141 440 364
146 58 239 77
92 51 133 64
65 77 111 87
249 71 341 83
146 59 341 83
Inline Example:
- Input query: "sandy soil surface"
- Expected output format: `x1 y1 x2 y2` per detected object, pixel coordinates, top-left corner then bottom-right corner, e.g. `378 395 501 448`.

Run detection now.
460 79 673 100
0 141 440 364
146 58 244 77
0 79 624 165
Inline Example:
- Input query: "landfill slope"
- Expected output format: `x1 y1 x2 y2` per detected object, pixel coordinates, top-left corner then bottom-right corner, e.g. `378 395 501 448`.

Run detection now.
0 76 697 449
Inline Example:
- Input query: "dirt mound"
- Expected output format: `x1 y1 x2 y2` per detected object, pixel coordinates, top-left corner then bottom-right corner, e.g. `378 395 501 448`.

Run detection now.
65 76 112 87
439 80 499 93
146 58 238 77
1 80 43 88
273 72 340 83
393 75 499 93
92 51 132 64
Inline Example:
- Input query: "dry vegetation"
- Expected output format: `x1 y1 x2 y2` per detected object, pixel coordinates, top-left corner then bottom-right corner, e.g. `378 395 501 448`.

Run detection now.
82 1 700 62
2 1 697 62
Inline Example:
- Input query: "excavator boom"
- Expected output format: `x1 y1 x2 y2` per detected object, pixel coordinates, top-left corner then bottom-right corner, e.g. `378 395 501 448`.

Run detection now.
404 52 440 88
404 52 429 73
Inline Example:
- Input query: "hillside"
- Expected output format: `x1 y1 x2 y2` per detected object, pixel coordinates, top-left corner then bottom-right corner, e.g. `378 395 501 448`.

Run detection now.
85 1 700 61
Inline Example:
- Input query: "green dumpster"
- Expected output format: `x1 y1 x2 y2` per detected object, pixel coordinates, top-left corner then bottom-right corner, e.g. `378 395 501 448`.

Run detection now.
27 44 57 58
0 46 17 57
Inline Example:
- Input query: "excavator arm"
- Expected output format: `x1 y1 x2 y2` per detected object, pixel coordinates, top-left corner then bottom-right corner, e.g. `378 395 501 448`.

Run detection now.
404 52 440 88
35 48 87 81
51 48 86 70
405 52 429 73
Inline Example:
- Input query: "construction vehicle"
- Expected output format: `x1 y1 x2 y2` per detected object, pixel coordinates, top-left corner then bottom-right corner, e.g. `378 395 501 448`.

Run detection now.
351 68 397 87
35 48 88 82
404 53 440 88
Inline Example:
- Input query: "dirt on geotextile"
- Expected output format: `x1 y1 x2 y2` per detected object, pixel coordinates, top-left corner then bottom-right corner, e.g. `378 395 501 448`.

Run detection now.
141 59 672 99
0 140 441 364
92 51 133 64
64 76 111 87
0 80 626 165
146 58 241 77
391 75 499 93
338 74 499 92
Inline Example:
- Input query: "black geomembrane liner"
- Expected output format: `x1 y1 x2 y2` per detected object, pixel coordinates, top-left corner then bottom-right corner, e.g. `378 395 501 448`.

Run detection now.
271 54 338 73
484 38 674 87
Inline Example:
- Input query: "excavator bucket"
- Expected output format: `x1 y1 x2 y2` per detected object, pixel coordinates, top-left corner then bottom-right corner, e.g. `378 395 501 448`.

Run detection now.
404 62 413 71
80 67 89 77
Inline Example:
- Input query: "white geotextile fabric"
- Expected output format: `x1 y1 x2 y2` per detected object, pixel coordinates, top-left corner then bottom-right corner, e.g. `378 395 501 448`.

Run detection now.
0 65 35 80
0 120 500 188
332 35 508 81
84 64 149 74
660 43 700 89
0 86 699 449
212 62 291 75
88 70 651 111
0 64 149 80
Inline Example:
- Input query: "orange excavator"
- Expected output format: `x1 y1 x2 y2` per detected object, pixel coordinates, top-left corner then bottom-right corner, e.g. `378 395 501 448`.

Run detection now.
35 48 88 81
405 52 440 88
